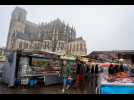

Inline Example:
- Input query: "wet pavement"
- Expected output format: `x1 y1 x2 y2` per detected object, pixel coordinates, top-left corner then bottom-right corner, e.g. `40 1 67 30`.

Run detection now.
0 79 96 94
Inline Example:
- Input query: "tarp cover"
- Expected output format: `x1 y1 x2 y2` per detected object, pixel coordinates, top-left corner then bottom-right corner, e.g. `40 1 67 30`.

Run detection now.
2 52 17 87
100 85 134 94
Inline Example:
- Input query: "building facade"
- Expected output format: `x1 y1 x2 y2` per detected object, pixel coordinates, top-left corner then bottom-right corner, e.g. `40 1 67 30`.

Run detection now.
66 37 87 56
6 7 87 56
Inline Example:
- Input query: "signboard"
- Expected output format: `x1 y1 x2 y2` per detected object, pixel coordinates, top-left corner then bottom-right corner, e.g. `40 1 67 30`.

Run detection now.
31 57 49 67
31 53 59 59
60 56 76 60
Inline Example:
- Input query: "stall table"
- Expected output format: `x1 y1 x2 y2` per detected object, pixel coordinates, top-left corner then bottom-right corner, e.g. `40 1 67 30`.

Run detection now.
44 72 62 86
98 74 134 94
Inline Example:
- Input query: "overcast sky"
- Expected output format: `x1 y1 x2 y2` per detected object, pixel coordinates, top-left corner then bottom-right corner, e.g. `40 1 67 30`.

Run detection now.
0 5 134 54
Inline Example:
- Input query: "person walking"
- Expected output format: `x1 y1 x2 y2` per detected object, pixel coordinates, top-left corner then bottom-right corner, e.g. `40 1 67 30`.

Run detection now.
88 63 92 82
119 64 124 72
74 60 85 89
123 64 129 72
85 63 90 80
60 60 73 93
108 64 114 75
83 62 91 93
90 64 95 89
94 64 99 88
79 61 86 93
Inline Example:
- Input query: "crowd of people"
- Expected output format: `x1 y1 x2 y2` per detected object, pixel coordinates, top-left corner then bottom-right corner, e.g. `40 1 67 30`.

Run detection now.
60 58 134 93
108 63 134 77
60 59 101 93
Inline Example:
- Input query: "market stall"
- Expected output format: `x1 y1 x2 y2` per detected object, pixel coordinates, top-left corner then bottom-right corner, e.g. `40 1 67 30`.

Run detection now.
94 62 134 94
27 50 62 86
98 73 134 94
2 49 62 87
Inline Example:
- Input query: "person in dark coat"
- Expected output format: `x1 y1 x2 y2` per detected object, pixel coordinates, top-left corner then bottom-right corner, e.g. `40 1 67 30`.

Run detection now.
90 64 95 88
75 60 85 88
108 64 114 75
85 64 90 80
95 64 99 74
114 64 120 73
119 64 124 72
76 60 81 75
91 65 95 74
95 64 99 87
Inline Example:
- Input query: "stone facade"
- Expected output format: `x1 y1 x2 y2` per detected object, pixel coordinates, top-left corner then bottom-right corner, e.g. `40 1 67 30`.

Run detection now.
66 37 87 56
6 7 87 56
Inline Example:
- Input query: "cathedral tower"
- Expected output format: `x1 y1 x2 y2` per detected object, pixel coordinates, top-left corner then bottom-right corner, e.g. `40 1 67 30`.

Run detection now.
6 7 27 50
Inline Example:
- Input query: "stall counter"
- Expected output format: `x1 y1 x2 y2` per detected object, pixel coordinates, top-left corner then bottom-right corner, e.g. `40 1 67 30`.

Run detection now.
98 74 134 94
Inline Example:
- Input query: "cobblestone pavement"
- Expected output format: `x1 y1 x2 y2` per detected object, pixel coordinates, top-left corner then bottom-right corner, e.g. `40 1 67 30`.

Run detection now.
0 80 96 94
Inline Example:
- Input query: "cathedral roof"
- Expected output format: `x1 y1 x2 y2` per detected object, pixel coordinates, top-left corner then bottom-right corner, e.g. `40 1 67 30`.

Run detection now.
50 18 63 24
